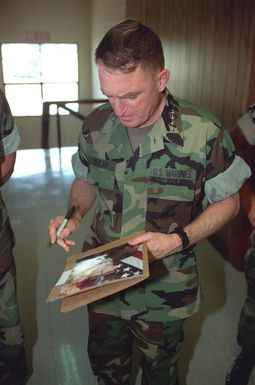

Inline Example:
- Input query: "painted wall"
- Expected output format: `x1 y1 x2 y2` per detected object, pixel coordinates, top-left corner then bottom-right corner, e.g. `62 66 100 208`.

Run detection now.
0 0 125 149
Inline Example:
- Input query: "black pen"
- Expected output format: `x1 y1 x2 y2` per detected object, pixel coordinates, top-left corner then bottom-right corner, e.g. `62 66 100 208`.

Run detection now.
48 206 76 247
56 205 76 238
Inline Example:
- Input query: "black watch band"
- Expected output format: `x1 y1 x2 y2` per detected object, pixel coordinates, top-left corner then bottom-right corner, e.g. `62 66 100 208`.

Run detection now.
171 226 190 249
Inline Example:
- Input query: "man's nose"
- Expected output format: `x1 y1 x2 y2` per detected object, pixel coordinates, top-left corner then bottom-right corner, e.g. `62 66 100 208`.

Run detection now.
112 98 126 116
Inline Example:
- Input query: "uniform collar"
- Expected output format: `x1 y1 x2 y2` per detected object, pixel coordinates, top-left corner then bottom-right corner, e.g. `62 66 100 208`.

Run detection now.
162 89 184 145
101 89 184 159
139 90 184 156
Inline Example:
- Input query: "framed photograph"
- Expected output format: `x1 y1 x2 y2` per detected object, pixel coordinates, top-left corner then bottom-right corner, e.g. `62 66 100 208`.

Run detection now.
47 231 149 312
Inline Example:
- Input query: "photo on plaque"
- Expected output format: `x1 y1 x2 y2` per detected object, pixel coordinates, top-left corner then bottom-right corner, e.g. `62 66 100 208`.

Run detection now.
58 242 145 298
47 231 149 310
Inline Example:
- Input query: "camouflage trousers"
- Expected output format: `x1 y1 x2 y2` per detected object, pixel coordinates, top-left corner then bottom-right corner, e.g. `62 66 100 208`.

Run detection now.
237 230 255 350
87 311 184 385
0 252 27 385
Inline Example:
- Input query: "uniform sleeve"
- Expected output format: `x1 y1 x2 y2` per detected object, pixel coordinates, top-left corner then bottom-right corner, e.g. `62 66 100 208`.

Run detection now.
204 124 251 203
72 106 112 183
204 155 251 203
0 90 15 139
2 125 21 155
0 89 21 158
71 131 89 181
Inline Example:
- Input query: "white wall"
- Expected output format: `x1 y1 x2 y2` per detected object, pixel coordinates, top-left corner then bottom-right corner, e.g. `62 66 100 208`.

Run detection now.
0 0 125 149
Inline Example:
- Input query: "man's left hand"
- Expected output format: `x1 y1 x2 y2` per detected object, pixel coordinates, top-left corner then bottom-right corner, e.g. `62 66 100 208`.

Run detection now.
128 231 183 262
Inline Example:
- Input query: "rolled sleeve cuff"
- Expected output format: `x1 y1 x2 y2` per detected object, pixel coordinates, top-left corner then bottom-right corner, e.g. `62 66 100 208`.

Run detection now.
71 151 89 181
2 125 21 155
204 155 251 204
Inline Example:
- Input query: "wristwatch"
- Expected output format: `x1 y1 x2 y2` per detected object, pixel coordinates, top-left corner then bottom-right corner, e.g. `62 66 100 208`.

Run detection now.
170 226 190 249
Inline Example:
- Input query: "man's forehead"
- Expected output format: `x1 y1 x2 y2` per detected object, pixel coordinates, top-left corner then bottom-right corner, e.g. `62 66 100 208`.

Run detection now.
100 85 142 98
99 65 146 97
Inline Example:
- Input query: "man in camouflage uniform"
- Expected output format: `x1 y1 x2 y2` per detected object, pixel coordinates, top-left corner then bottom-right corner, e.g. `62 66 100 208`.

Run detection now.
49 20 250 385
0 89 27 385
226 104 255 385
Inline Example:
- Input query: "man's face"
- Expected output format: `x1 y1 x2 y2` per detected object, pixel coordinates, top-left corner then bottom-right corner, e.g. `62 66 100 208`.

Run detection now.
98 63 169 128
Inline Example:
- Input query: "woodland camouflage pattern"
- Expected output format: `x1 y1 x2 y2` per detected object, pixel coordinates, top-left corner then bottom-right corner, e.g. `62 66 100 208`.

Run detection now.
72 89 236 321
87 312 184 385
0 89 15 238
0 265 27 385
0 89 26 385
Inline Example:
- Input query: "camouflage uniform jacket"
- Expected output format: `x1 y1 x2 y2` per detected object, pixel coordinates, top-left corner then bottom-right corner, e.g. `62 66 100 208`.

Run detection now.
72 90 239 321
0 90 21 255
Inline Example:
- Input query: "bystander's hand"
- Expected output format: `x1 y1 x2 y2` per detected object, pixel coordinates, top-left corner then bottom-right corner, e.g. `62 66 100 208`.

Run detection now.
247 195 255 229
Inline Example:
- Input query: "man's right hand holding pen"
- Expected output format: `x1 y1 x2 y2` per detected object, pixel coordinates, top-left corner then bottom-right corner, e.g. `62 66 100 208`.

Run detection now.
48 205 82 252
48 178 98 252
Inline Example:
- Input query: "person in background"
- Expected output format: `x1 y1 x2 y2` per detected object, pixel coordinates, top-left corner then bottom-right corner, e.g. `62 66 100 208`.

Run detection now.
0 89 27 385
226 103 255 385
48 20 250 385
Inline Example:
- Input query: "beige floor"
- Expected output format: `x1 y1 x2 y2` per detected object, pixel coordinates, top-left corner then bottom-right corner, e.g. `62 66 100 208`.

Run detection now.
2 147 255 385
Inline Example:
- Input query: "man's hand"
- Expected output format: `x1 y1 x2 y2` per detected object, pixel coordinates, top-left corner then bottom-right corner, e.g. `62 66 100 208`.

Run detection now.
48 215 80 252
129 231 182 262
48 178 97 252
129 193 239 262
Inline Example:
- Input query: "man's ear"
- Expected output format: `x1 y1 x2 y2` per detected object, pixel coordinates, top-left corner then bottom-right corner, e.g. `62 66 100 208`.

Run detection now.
157 69 170 92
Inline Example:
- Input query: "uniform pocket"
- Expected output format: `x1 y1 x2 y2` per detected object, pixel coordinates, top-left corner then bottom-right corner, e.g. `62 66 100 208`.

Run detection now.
86 155 116 190
146 167 196 232
87 156 123 234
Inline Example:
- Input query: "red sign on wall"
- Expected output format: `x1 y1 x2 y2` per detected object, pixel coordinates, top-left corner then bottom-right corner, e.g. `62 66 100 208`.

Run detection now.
24 31 51 42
